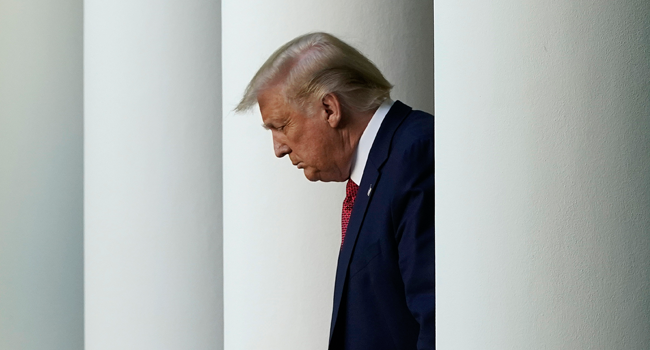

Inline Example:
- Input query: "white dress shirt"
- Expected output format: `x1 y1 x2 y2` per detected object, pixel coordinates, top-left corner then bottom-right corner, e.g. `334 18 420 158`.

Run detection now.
349 99 394 184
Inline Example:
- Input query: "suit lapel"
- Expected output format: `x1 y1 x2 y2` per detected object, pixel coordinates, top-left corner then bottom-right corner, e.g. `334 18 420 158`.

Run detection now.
329 101 412 341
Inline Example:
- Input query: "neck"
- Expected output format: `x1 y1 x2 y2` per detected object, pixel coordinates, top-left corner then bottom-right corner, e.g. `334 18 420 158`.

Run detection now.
348 107 376 147
339 107 377 178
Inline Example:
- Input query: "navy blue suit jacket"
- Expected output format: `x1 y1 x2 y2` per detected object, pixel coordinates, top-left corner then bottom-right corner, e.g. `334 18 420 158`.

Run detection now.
328 101 434 350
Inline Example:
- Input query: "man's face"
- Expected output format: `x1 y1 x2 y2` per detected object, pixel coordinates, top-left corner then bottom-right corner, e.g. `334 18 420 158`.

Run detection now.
257 86 350 182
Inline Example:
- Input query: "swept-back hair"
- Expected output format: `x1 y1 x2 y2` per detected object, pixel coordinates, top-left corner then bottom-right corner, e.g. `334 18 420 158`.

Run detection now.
235 32 392 115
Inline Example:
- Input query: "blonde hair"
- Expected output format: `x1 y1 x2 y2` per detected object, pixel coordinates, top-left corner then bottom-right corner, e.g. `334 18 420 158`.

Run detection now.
235 32 392 115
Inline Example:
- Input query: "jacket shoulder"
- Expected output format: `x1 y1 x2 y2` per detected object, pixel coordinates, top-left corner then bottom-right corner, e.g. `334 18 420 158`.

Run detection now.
391 108 433 152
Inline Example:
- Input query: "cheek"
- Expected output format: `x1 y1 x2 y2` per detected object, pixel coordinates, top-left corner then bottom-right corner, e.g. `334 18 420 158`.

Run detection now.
293 120 334 164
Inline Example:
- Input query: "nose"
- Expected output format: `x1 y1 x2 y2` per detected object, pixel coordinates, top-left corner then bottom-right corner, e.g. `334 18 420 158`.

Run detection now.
273 134 291 158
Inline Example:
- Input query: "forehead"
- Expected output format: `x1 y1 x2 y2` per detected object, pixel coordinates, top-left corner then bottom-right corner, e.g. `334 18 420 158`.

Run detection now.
257 86 306 127
257 88 287 120
257 89 287 119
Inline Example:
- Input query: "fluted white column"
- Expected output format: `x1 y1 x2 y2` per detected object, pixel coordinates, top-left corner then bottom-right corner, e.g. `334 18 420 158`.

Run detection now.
222 1 433 349
0 1 83 349
436 0 650 348
84 1 222 349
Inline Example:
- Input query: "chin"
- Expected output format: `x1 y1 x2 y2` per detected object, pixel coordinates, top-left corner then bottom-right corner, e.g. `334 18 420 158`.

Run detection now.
303 171 320 182
304 170 343 183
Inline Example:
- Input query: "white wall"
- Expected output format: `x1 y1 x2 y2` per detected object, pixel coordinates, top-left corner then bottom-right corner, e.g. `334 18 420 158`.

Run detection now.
0 1 84 349
222 1 433 349
84 1 223 349
436 0 650 348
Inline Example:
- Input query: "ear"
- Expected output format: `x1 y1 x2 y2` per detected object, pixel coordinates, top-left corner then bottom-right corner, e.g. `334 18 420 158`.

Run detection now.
321 93 342 128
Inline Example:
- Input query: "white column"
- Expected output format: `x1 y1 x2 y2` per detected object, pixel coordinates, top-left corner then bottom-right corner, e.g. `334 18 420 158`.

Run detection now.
436 0 650 348
222 1 433 349
84 1 222 349
0 1 83 349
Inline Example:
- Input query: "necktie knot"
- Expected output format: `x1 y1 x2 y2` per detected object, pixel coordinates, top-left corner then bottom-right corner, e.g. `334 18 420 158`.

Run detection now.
341 180 359 249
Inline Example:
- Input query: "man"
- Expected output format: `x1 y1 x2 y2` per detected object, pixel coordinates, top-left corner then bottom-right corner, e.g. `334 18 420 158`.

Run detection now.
236 32 434 350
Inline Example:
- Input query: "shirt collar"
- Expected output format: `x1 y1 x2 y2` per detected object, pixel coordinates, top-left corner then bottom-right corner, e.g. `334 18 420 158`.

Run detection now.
349 99 394 184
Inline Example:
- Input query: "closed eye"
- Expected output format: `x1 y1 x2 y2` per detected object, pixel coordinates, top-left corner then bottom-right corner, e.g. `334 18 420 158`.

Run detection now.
261 123 285 132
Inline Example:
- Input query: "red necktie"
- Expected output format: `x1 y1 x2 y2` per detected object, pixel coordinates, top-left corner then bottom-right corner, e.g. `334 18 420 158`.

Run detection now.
341 179 359 248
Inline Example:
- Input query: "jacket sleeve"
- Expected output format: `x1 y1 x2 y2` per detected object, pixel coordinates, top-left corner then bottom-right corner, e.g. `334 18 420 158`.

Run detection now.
392 137 435 349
